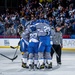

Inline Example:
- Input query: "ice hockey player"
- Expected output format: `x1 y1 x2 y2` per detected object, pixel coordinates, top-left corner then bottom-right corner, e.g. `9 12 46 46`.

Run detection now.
35 20 52 69
19 27 29 68
27 25 39 70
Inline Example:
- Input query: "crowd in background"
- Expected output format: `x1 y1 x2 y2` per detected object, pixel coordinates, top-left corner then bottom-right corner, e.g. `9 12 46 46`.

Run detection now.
0 0 75 37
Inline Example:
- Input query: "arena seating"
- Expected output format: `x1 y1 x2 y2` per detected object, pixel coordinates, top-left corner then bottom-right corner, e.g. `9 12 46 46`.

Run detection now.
70 35 75 39
62 35 70 38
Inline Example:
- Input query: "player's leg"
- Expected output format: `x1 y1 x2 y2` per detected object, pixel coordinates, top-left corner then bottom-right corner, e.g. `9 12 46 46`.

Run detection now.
45 45 52 69
27 42 34 69
20 39 28 68
38 42 45 69
34 42 39 69
21 52 28 68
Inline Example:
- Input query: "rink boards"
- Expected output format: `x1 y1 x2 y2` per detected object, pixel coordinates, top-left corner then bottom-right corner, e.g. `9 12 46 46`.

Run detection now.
0 38 75 51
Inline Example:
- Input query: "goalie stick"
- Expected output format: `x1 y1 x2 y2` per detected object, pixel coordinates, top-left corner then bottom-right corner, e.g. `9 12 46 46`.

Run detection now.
0 53 18 61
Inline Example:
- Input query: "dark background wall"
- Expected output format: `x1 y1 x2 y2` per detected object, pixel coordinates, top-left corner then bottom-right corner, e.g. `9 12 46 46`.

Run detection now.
0 0 26 14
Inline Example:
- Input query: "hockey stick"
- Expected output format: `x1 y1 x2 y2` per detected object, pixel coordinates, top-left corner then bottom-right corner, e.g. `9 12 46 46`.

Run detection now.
10 46 19 49
0 53 18 61
13 46 18 60
39 3 47 18
39 3 43 8
10 39 20 49
51 46 59 58
10 46 19 60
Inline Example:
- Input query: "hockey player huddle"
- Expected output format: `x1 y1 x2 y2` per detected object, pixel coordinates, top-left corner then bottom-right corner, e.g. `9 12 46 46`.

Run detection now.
19 19 58 70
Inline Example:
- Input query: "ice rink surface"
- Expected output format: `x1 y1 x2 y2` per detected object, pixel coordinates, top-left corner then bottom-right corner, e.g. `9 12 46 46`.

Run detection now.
0 48 75 75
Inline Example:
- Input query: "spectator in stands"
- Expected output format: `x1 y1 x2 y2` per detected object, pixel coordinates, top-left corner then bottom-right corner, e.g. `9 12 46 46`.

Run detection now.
17 23 24 36
66 23 73 35
72 21 75 34
5 23 16 36
0 0 75 37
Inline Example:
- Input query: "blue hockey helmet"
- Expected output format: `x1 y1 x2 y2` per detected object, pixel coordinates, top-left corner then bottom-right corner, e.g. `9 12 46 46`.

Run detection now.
30 25 36 31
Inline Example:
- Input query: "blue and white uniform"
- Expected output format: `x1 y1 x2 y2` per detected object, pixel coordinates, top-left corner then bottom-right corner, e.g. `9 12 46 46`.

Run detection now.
35 20 52 68
27 25 39 67
19 28 29 66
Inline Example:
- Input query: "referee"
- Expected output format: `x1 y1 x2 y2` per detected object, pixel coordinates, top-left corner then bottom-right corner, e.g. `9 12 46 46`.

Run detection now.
51 25 62 65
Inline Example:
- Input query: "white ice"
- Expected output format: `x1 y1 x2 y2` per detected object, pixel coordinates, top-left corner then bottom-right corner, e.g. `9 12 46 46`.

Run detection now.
0 48 75 75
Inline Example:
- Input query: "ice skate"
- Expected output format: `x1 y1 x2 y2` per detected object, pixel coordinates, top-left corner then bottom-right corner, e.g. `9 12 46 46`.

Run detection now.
22 62 27 68
33 64 38 70
29 64 33 71
47 62 52 69
40 64 44 69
